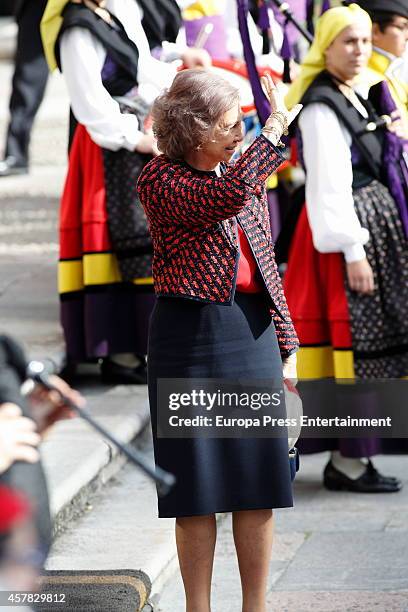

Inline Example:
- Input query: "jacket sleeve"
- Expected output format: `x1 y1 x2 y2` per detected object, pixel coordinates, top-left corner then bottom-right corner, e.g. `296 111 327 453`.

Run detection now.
138 135 285 227
268 257 299 359
272 312 299 359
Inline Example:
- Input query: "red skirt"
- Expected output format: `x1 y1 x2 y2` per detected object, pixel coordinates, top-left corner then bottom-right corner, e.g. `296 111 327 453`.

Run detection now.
60 125 110 261
283 205 354 380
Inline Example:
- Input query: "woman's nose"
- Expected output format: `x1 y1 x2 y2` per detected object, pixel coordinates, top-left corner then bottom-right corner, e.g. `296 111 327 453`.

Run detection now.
355 42 364 55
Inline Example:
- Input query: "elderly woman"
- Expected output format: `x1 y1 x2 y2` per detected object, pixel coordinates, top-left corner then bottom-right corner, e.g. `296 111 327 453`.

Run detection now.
137 70 301 612
283 4 408 492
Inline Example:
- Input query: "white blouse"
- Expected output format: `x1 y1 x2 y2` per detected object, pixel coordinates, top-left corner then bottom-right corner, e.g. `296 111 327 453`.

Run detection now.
299 103 370 263
59 0 177 151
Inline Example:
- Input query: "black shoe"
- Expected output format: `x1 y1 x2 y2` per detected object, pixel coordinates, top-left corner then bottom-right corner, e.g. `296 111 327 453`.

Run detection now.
0 156 28 177
59 358 101 384
365 460 400 485
323 460 402 493
100 358 147 385
59 360 78 384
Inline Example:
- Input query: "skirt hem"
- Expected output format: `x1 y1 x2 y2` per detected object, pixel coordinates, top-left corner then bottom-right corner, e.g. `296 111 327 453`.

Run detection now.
158 500 294 519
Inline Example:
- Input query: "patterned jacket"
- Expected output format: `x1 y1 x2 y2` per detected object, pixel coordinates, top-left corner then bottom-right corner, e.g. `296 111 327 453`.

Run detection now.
137 135 299 357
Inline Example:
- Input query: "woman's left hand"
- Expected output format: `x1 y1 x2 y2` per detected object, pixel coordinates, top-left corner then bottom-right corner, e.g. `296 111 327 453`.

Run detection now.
346 258 374 295
262 73 303 129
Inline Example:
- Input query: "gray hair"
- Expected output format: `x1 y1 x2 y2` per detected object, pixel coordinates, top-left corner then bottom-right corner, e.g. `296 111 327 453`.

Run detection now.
151 68 240 159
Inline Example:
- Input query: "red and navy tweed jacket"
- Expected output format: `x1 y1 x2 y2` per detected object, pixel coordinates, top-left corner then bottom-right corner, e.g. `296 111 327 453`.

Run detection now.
137 134 299 357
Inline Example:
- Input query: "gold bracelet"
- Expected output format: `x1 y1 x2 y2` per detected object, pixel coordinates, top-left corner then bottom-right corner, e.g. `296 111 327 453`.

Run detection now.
261 127 285 148
264 119 288 138
262 122 283 134
271 110 288 127
270 111 289 135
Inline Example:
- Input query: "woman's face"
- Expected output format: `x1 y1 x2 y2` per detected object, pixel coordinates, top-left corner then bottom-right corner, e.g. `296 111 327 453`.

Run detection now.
199 103 244 165
325 22 372 82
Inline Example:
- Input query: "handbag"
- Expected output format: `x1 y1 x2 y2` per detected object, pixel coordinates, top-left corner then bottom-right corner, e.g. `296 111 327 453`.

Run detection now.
285 378 302 481
289 447 300 481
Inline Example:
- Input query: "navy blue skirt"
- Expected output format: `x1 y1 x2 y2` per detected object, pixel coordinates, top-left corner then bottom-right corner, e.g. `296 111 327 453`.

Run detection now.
148 292 293 518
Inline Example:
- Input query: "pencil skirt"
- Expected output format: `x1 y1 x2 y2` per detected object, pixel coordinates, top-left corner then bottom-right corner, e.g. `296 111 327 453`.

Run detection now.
147 291 294 518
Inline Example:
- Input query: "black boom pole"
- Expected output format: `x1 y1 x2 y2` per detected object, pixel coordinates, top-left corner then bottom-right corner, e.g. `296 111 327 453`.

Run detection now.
268 0 314 44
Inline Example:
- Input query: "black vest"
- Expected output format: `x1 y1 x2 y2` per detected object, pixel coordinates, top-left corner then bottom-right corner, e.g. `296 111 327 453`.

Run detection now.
301 71 385 188
138 0 182 50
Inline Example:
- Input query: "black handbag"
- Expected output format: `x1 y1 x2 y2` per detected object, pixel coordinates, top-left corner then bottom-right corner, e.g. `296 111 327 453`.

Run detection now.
289 447 300 481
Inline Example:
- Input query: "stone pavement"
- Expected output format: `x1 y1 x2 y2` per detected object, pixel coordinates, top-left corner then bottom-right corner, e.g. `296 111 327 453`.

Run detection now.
1 42 408 612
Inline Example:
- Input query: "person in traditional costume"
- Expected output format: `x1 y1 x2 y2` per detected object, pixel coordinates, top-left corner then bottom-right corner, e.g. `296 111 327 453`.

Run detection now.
138 68 301 612
284 3 408 493
358 0 408 136
40 0 210 384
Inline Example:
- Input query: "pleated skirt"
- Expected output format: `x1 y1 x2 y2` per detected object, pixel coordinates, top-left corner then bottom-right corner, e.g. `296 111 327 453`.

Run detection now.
148 291 293 518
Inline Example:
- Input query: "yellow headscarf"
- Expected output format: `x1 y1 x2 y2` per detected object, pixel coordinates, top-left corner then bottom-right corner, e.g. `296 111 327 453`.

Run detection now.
182 1 222 20
41 0 71 71
285 3 372 110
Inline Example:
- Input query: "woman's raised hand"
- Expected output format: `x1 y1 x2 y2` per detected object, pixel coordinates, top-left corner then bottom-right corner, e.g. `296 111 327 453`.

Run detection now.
261 73 303 131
